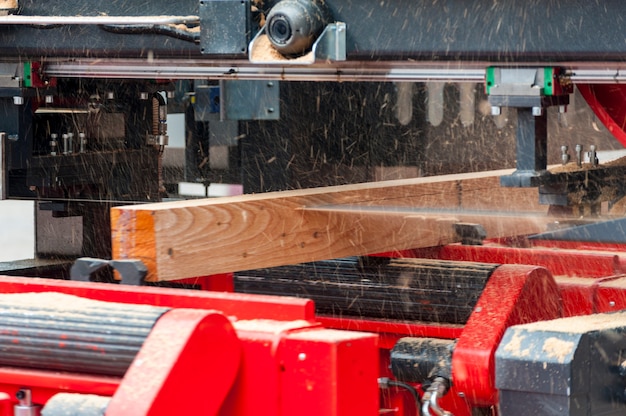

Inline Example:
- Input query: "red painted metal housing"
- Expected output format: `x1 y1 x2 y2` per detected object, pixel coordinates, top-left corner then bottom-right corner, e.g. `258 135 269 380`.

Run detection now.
578 84 626 146
0 277 378 416
1 238 626 415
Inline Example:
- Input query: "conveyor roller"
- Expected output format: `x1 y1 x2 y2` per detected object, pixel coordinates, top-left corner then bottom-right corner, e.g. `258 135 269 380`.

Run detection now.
0 292 169 376
235 258 498 325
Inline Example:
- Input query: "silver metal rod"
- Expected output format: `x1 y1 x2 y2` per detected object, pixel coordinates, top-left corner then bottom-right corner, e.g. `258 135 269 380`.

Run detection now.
0 15 198 26
43 59 626 83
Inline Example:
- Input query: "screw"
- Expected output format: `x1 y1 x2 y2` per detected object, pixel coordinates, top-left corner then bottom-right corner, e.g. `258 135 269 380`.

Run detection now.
13 96 23 105
140 92 149 100
45 95 54 104
532 106 543 116
589 145 599 167
575 144 583 168
561 145 570 165
491 106 501 116
298 353 306 361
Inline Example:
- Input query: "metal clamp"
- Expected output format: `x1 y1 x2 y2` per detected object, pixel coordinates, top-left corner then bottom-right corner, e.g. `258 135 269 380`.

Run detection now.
70 257 147 286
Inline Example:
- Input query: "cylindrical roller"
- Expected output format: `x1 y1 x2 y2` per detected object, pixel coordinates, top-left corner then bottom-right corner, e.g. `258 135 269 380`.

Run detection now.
0 292 169 376
42 393 110 416
265 0 329 56
391 337 455 383
235 257 498 325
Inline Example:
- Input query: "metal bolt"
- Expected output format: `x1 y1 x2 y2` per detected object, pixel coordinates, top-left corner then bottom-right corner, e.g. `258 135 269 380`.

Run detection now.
106 91 115 100
575 144 583 168
298 353 306 361
139 92 149 100
45 95 54 104
267 107 275 113
558 105 567 114
79 132 87 153
532 106 543 116
13 96 23 105
491 106 501 116
167 90 175 99
267 82 274 87
7 134 18 141
561 145 570 165
50 133 58 155
610 301 616 307
589 145 599 167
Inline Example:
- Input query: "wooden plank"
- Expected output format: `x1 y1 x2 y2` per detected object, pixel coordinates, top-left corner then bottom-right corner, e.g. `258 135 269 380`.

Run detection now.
111 169 550 281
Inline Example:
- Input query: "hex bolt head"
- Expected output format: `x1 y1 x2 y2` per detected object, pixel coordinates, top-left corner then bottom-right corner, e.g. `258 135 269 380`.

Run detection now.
13 96 23 105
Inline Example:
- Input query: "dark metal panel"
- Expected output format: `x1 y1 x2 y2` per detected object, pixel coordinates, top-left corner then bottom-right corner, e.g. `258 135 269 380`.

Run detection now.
0 0 201 59
222 80 280 120
1 0 626 61
200 0 250 55
328 0 626 60
496 314 626 415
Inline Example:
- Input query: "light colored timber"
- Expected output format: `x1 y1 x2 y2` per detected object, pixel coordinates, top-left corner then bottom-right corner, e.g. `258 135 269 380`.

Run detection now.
112 168 555 281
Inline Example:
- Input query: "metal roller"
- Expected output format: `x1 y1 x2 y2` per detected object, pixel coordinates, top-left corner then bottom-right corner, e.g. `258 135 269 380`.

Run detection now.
0 292 169 376
235 257 498 325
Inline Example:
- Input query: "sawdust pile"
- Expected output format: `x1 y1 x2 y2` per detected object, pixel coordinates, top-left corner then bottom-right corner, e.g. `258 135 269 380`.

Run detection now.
250 34 313 63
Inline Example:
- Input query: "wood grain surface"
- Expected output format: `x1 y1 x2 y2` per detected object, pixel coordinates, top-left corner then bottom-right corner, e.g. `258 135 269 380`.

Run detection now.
111 169 554 281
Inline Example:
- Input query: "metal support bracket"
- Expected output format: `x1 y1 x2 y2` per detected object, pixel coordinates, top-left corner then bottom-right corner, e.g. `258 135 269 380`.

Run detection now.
249 22 346 64
70 257 147 285
487 67 572 188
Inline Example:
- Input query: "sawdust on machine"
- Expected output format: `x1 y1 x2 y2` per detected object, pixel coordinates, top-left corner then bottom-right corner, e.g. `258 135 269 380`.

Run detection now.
250 34 314 62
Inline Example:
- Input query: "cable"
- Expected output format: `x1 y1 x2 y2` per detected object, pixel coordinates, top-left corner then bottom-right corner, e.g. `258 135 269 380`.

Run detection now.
378 377 422 415
101 24 200 44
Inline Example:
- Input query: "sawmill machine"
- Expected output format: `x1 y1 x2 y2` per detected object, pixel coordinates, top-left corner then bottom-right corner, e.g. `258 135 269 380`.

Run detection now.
2 1 626 415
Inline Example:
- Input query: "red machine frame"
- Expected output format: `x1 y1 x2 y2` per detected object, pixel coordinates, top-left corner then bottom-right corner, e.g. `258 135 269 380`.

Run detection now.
1 236 626 415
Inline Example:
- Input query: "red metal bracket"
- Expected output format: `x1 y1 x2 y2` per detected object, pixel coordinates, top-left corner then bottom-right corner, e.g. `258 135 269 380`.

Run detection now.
452 265 562 406
108 309 241 415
